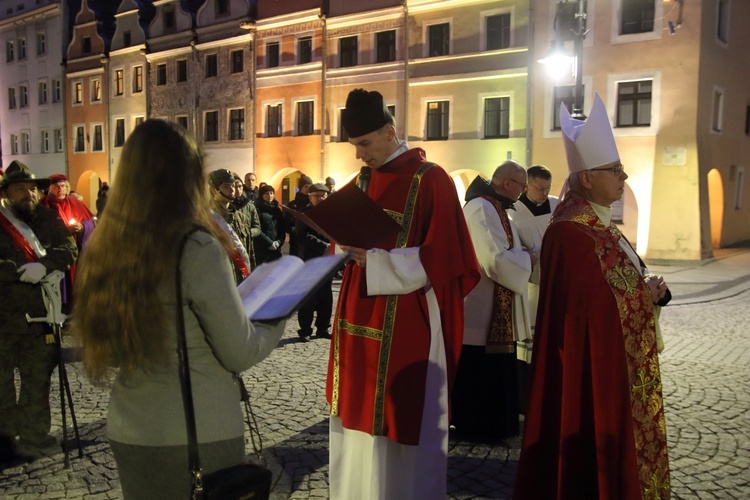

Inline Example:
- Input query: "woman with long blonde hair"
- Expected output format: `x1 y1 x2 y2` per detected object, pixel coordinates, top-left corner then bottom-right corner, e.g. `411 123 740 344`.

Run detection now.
73 120 285 498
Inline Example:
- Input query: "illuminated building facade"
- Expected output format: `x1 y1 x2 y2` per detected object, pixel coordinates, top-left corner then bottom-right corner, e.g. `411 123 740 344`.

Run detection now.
0 0 65 180
1 0 747 259
531 0 749 259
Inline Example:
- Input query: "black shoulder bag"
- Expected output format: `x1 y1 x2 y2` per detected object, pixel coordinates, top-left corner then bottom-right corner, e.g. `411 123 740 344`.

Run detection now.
175 229 273 500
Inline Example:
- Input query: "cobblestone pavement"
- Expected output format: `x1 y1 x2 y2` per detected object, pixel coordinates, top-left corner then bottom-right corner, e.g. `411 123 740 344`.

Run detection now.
1 285 749 499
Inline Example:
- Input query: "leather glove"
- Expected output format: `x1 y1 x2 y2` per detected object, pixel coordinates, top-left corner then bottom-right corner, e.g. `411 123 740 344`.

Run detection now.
18 262 47 284
269 240 280 251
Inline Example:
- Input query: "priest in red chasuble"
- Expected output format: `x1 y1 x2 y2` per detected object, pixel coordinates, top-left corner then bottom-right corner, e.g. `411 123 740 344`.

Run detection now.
514 94 671 499
326 88 480 499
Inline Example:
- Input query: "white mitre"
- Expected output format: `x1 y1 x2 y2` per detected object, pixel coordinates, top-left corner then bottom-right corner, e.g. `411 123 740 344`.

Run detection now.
560 93 620 173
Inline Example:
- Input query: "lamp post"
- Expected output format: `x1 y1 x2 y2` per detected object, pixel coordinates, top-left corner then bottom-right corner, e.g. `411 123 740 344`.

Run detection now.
539 0 588 120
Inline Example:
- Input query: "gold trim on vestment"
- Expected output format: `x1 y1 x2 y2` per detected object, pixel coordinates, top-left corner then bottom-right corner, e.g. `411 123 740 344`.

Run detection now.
371 161 433 435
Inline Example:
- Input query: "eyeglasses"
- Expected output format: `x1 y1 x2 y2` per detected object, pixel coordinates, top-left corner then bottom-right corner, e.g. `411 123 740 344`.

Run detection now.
509 178 527 189
591 163 625 176
309 193 328 199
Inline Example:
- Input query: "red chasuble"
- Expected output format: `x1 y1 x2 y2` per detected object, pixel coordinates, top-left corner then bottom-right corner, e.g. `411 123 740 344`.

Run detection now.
515 192 670 500
326 148 480 446
43 193 94 229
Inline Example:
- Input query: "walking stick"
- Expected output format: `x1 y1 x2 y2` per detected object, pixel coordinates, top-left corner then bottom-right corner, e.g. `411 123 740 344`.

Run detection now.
26 270 83 468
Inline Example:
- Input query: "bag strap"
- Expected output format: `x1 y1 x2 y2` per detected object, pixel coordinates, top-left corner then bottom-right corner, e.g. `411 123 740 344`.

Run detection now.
174 227 205 498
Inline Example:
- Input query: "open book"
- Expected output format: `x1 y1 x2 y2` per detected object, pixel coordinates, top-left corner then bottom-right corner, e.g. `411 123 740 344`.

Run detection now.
238 253 349 322
283 182 402 249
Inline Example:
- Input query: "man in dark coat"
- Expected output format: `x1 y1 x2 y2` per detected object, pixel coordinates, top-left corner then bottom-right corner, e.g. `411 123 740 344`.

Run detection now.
295 183 333 341
0 161 77 460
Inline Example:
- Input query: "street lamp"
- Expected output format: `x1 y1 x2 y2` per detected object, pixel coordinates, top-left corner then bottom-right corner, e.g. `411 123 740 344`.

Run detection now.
538 0 588 120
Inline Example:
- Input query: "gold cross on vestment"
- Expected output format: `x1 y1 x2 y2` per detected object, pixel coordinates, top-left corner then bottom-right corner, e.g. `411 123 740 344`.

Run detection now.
643 471 670 499
632 368 659 402
609 265 640 294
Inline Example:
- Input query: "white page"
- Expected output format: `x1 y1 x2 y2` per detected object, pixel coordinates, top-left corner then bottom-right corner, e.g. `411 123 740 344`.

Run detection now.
237 256 304 319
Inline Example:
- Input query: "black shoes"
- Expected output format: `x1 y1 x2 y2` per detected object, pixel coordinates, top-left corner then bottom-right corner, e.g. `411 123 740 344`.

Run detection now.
314 330 331 339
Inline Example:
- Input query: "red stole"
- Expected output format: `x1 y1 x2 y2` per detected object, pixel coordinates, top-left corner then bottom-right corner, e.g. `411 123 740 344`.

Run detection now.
327 148 480 445
0 209 39 262
515 192 670 499
480 195 515 354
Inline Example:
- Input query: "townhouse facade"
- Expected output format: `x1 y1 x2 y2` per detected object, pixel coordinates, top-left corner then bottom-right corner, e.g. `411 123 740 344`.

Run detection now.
64 0 109 208
0 0 65 179
0 0 747 259
530 0 750 259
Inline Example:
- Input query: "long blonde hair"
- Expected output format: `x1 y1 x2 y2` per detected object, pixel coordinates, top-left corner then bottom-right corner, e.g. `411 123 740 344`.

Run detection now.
73 119 230 384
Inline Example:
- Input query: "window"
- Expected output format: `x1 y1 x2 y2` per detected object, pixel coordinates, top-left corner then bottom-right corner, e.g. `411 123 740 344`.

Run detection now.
228 109 245 140
19 84 28 107
267 42 279 68
205 111 219 142
156 63 167 85
54 129 64 152
734 167 745 210
91 78 101 102
745 105 750 136
230 50 243 73
8 88 16 109
616 80 652 127
36 32 46 55
484 97 510 138
296 101 314 136
10 134 18 155
18 38 25 59
6 40 13 62
426 101 449 140
552 85 581 130
133 65 143 92
41 130 50 153
717 0 730 44
38 80 48 105
339 36 358 67
176 115 189 130
216 0 230 17
620 0 655 35
92 124 103 151
52 79 61 102
205 54 218 78
114 69 124 96
74 126 85 152
428 23 450 57
177 60 188 82
82 36 91 54
163 9 176 32
387 105 396 121
73 81 83 104
711 87 724 133
267 104 282 137
123 30 131 47
486 14 511 50
114 118 125 147
134 116 145 128
298 36 312 64
376 30 396 63
21 132 30 154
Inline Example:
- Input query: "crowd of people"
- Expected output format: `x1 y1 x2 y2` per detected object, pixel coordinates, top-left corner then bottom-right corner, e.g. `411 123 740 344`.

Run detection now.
0 89 672 499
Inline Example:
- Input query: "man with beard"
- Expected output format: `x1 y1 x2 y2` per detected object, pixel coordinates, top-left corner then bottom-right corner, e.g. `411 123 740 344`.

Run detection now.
0 161 77 461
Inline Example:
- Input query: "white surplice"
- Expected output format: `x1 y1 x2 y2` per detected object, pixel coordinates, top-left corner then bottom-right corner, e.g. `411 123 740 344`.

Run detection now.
509 196 559 333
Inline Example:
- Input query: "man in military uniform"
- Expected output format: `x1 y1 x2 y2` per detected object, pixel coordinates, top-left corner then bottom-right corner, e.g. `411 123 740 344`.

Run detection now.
0 161 77 460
